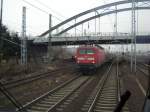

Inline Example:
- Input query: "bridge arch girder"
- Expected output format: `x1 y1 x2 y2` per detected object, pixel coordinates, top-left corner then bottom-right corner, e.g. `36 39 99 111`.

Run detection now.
56 7 150 36
39 0 150 37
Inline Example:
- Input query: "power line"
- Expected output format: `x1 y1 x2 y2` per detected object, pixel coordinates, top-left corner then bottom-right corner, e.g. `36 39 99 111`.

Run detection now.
22 0 62 22
22 0 82 33
34 0 67 20
102 0 114 31
22 0 49 14
32 0 82 33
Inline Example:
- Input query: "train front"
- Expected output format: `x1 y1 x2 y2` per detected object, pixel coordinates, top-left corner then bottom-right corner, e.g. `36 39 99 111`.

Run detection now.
75 46 99 71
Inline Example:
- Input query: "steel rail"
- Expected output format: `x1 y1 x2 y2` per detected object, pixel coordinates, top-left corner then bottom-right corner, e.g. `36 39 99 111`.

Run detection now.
116 61 121 102
137 65 149 76
17 74 83 111
80 62 113 112
46 76 92 112
87 62 113 112
144 64 150 68
137 62 150 70
115 61 130 112
2 67 76 89
88 61 130 112
27 76 89 112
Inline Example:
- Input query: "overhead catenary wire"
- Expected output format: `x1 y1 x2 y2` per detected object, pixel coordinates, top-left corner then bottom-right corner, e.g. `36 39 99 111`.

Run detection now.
22 0 61 22
22 0 82 34
102 0 114 31
33 0 67 20
33 0 83 33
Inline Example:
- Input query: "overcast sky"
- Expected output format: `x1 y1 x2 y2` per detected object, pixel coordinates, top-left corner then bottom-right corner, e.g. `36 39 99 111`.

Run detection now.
1 0 150 36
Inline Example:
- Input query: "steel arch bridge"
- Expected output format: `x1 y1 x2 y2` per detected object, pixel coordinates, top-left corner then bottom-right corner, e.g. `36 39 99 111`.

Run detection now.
34 0 150 45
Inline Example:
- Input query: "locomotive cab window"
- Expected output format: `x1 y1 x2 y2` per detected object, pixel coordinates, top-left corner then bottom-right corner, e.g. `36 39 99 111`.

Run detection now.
79 49 95 54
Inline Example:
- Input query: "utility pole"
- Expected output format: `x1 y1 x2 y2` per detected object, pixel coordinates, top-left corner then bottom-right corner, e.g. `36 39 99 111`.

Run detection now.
48 14 52 64
95 12 97 35
115 5 117 37
75 18 76 37
0 0 3 63
21 6 27 65
95 11 100 36
99 17 100 35
82 23 83 36
0 0 3 26
131 0 136 73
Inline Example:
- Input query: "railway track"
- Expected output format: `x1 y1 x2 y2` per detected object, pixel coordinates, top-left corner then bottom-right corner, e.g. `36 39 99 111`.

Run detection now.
138 62 150 70
86 62 129 112
137 62 149 71
1 67 76 89
49 76 95 112
137 66 148 76
15 61 131 112
137 62 149 76
17 75 90 112
1 61 130 112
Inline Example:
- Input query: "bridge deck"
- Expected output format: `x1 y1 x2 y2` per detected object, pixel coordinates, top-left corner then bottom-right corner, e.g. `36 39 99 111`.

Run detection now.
33 35 150 46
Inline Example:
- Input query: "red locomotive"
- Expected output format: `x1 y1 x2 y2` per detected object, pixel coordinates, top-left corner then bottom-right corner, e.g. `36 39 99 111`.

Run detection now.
75 45 105 72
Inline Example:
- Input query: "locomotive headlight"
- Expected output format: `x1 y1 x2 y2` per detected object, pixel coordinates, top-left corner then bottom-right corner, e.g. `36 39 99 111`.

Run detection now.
87 57 94 60
77 57 85 60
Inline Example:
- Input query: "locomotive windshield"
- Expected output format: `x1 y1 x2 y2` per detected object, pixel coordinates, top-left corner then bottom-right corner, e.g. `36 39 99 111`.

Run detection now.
79 49 95 54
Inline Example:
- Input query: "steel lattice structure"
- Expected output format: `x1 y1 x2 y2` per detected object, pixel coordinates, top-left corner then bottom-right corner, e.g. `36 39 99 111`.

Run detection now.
39 0 150 37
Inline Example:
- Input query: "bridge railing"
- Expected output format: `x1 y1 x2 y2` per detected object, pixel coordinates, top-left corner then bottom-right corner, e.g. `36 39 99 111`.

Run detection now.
33 32 150 43
33 33 133 43
58 32 131 37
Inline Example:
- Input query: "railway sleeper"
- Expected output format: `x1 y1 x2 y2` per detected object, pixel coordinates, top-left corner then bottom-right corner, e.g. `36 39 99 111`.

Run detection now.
35 103 54 107
40 100 56 105
29 106 48 111
96 103 117 107
100 94 116 97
